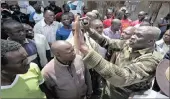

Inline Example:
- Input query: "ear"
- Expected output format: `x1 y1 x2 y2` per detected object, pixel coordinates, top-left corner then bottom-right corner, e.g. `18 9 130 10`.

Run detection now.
148 39 155 45
55 52 60 57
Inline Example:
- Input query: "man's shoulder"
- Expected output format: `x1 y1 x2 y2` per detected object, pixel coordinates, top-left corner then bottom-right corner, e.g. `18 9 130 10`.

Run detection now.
137 51 162 63
34 19 43 27
34 33 46 39
156 39 164 45
42 59 55 73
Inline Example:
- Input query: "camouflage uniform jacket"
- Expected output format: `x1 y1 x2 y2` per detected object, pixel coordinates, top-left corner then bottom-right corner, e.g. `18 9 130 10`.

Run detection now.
83 32 162 99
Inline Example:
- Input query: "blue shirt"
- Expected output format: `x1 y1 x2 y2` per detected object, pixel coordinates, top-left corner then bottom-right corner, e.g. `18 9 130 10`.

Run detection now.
56 26 72 40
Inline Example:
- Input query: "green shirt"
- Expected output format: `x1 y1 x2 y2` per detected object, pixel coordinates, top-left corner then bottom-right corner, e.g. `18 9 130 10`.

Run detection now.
1 63 46 98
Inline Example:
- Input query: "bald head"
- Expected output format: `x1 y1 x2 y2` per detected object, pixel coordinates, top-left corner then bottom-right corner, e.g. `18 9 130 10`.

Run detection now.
92 10 99 18
51 41 76 62
91 19 104 34
86 12 97 20
129 26 161 50
111 19 121 31
121 26 136 40
115 10 124 20
51 41 72 53
91 19 103 27
111 19 121 24
138 11 146 21
143 26 161 40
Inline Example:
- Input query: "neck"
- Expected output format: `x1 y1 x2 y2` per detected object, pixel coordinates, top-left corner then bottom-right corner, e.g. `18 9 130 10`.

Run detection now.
44 19 53 25
56 57 69 65
132 46 154 52
1 72 16 85
111 27 116 33
63 25 70 29
9 38 25 45
165 41 170 45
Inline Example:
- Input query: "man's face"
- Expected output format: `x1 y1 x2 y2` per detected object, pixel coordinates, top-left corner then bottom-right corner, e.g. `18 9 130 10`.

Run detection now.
58 44 76 62
107 11 112 19
11 5 20 13
7 23 26 41
44 10 55 23
121 27 134 40
83 7 88 14
64 5 70 12
112 22 121 31
92 22 104 34
24 25 34 39
163 30 170 44
62 15 71 26
4 47 30 74
129 27 151 49
138 13 145 21
34 4 41 13
69 13 74 22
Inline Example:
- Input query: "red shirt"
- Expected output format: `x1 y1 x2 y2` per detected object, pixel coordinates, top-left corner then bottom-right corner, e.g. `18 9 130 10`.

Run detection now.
55 12 63 22
121 19 132 30
131 20 142 26
103 18 112 28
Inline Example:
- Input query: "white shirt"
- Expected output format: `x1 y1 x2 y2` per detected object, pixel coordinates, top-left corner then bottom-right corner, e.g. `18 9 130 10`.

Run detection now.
33 13 44 23
26 5 35 15
33 19 61 43
34 33 50 67
155 39 170 57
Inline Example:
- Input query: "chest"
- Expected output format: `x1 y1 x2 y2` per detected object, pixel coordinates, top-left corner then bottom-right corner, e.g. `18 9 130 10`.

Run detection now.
1 75 44 98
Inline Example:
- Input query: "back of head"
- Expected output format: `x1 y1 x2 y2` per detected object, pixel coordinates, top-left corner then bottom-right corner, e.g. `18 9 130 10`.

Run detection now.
111 19 121 25
2 19 21 33
51 40 72 54
91 19 103 27
115 10 124 20
92 10 99 16
141 26 161 41
86 12 97 20
1 39 22 66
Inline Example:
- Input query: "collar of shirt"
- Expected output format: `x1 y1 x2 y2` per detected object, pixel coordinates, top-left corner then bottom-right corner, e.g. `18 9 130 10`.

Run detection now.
124 42 153 59
156 39 170 48
41 19 55 27
7 37 29 44
54 57 71 67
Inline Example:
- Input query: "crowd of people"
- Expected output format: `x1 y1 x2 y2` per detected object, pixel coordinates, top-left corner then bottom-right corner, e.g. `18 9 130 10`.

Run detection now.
1 1 170 99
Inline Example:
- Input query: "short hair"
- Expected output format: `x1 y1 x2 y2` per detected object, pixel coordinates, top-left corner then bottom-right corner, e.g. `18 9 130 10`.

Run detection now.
1 39 22 65
29 1 37 6
10 5 20 11
62 4 69 9
61 12 70 19
44 6 54 14
2 19 21 33
1 3 9 9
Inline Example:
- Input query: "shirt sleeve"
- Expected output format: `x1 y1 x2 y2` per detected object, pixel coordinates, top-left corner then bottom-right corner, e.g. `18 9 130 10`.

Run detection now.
83 50 160 87
56 29 62 40
31 63 44 85
33 23 42 34
89 30 125 50
84 66 93 95
44 36 50 50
